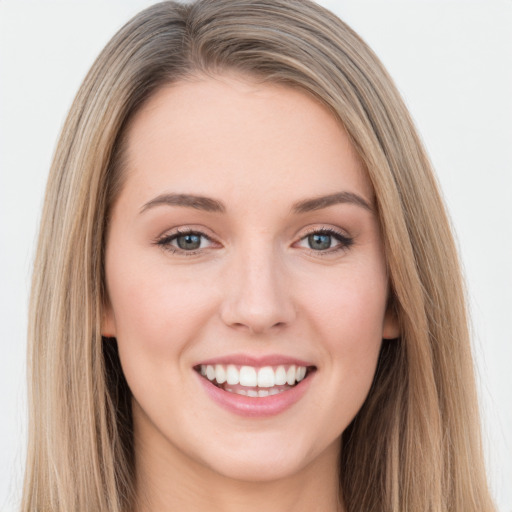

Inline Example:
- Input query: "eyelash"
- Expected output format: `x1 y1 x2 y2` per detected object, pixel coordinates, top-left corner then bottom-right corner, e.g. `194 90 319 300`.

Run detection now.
298 227 354 256
154 226 354 256
155 228 215 256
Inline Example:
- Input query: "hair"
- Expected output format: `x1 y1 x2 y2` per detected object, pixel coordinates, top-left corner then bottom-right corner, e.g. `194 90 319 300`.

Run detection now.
23 1 495 511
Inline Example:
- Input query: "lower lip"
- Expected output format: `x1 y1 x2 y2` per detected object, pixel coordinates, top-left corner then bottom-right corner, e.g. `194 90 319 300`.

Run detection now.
196 372 314 418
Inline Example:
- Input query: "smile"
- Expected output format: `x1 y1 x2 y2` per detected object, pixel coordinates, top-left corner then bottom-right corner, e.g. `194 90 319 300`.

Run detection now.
195 364 315 397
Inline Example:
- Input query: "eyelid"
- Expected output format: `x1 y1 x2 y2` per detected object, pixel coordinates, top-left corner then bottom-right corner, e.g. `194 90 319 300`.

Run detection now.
293 225 354 255
153 224 353 257
154 226 221 255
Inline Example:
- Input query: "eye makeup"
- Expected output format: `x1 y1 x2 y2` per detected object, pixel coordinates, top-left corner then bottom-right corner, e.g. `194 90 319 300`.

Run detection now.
154 224 354 257
155 227 218 256
294 226 354 256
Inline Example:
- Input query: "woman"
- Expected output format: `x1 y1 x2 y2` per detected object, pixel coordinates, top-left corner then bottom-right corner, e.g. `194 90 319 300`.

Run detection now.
22 0 496 511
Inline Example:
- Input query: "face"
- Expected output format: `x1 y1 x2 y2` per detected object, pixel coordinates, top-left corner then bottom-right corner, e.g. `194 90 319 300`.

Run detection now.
103 75 398 485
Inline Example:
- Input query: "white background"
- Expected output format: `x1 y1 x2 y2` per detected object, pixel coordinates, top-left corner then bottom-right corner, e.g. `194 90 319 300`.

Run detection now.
0 1 511 511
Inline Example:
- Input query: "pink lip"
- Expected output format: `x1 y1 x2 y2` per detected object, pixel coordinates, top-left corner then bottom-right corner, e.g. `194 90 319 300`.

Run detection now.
195 369 315 418
195 353 314 368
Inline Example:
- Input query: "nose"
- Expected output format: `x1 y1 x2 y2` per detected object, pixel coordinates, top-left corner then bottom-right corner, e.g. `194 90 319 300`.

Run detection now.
219 243 296 335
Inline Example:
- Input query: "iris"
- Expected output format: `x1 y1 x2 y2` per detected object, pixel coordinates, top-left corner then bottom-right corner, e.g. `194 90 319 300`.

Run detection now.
308 233 332 250
177 233 202 250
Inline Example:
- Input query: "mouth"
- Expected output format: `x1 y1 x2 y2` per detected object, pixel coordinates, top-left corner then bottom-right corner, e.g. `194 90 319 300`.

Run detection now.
194 363 317 397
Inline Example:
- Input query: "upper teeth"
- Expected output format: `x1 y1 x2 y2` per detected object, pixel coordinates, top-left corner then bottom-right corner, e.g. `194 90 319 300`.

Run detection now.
200 364 308 387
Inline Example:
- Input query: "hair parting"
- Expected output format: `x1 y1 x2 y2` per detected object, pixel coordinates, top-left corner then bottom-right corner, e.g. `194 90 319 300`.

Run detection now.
23 1 495 511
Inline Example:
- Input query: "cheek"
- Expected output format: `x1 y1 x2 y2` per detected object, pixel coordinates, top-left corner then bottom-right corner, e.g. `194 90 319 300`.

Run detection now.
105 246 217 362
304 261 388 341
299 261 388 395
324 289 384 375
104 256 221 417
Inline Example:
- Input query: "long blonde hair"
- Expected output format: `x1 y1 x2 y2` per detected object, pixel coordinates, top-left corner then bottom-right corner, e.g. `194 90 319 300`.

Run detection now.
23 1 495 510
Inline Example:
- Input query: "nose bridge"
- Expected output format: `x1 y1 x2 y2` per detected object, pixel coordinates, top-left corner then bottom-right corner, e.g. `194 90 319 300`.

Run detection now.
220 235 295 334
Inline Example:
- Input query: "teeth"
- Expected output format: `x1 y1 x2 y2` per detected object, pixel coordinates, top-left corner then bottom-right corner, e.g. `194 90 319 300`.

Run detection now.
206 365 215 381
215 364 227 384
226 364 239 385
199 363 310 389
239 366 257 386
296 366 307 382
286 365 296 385
275 365 287 385
257 366 275 387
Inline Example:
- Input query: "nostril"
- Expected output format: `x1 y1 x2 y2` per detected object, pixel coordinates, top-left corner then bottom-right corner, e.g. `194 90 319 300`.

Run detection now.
218 270 296 334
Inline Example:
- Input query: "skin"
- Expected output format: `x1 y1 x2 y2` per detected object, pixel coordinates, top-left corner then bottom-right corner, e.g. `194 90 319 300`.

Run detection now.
103 74 399 512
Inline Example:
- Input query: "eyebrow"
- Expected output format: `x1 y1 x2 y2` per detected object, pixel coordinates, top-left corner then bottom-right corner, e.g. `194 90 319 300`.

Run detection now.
140 193 225 214
140 191 373 215
292 191 373 214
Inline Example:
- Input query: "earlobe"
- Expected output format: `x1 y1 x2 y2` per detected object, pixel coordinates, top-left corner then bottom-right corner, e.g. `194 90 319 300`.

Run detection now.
101 302 117 338
382 306 400 340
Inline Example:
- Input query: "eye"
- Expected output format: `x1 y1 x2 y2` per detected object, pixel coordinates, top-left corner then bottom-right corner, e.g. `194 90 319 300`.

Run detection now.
155 229 216 254
296 228 353 253
174 233 203 250
307 233 334 251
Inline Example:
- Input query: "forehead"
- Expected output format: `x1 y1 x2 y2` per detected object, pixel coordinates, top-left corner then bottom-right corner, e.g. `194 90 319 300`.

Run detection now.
121 74 373 211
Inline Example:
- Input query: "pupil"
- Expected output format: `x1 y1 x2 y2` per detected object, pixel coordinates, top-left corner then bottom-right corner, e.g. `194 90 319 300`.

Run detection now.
177 234 201 250
308 233 331 250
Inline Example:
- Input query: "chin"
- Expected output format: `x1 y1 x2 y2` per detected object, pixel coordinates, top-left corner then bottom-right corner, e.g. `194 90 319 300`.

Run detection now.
190 429 341 484
203 451 312 483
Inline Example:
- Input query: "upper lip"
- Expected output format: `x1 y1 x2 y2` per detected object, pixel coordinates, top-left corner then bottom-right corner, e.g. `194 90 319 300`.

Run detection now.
195 354 315 368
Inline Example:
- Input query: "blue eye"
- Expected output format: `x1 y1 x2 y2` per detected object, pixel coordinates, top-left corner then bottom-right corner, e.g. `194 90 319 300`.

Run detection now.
307 233 333 250
175 233 202 250
156 230 213 253
297 228 353 253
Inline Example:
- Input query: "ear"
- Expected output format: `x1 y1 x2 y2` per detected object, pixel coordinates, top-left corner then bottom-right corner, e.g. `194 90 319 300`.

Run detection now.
101 301 117 338
382 303 400 340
